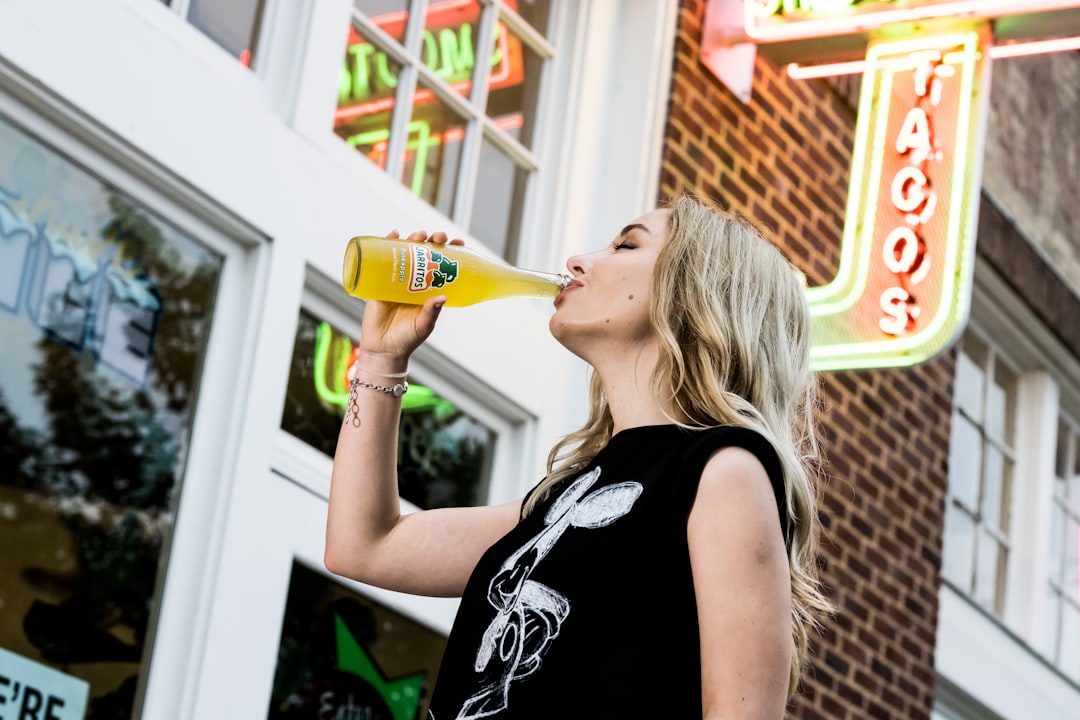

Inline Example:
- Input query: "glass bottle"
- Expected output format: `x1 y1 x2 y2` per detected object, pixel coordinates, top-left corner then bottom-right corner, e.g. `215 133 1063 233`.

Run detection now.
342 236 571 306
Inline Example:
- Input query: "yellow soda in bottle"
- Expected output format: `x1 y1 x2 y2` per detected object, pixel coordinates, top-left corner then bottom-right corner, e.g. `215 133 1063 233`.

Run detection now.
342 236 571 306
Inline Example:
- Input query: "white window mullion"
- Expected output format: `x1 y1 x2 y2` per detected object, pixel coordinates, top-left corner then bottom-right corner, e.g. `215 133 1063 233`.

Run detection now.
451 0 499 228
1003 371 1059 638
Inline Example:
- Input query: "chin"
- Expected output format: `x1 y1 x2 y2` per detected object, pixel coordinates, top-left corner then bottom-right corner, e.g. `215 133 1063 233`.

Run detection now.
548 315 592 360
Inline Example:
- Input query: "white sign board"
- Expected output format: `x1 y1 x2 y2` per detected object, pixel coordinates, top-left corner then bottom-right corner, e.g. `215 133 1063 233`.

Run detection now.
0 647 89 720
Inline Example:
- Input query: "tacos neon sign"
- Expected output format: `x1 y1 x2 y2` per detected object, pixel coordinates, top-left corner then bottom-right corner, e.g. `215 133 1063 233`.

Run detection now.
807 27 989 371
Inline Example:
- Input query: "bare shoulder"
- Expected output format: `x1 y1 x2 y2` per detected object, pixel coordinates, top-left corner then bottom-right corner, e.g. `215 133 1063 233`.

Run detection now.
689 446 785 556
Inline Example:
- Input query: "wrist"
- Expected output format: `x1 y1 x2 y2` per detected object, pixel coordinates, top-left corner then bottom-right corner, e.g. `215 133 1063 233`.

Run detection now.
354 350 409 376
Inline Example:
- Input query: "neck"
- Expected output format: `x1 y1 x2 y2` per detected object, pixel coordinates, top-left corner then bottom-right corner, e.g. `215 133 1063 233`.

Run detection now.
591 340 682 434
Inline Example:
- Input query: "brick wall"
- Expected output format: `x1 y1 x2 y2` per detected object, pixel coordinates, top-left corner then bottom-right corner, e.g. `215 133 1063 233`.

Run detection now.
659 2 953 718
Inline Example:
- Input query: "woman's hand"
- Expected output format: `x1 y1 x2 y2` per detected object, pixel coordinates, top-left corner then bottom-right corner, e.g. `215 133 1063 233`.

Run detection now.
357 230 465 364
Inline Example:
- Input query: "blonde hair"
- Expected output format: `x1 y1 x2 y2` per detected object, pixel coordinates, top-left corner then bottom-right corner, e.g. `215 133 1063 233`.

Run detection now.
527 194 831 700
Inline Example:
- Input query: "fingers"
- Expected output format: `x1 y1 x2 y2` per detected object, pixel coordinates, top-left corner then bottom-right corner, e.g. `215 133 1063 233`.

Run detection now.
390 229 465 246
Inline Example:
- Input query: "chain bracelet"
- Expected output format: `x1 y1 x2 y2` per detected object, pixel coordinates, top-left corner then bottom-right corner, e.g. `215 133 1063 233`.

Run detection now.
350 377 408 398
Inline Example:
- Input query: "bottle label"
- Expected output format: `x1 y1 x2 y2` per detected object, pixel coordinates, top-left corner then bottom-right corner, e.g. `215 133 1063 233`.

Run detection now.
408 244 460 292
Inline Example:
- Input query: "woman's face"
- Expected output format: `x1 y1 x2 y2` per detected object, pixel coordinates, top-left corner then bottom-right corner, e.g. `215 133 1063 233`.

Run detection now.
549 208 670 357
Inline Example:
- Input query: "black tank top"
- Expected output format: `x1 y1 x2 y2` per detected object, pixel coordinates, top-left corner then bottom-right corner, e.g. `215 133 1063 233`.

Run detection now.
426 424 787 720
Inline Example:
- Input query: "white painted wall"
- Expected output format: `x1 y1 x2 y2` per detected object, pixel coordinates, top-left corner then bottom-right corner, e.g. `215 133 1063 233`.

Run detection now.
0 0 678 717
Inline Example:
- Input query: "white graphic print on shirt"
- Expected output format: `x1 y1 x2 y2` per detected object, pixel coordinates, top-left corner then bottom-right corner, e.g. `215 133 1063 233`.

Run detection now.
446 466 643 719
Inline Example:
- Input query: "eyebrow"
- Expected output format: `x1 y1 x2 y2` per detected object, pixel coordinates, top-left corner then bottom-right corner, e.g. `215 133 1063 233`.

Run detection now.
619 223 651 238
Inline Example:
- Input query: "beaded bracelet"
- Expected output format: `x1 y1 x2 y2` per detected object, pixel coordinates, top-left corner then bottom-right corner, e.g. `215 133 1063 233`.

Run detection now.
350 377 408 398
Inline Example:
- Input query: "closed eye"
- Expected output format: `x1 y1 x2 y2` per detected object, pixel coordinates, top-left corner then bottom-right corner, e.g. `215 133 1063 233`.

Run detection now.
612 241 634 251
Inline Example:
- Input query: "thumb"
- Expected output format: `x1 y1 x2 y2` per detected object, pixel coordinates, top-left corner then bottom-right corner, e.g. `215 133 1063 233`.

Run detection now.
414 295 447 340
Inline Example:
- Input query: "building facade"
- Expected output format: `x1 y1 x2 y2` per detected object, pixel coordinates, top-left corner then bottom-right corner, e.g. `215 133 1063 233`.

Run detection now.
0 1 1077 719
662 2 1080 719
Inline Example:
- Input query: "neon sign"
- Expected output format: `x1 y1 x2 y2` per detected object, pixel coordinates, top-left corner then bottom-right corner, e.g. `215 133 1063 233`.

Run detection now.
807 27 989 371
312 321 454 415
739 0 1080 64
337 0 524 122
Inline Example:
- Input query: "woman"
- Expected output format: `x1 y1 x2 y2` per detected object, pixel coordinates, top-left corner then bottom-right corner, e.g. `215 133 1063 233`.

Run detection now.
325 195 831 719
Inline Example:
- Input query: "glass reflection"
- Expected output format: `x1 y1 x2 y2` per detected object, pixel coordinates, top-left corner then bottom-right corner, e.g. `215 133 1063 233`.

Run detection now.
268 561 446 719
409 79 466 216
280 309 494 509
485 22 543 150
188 0 267 67
336 26 404 167
0 112 222 718
357 0 411 43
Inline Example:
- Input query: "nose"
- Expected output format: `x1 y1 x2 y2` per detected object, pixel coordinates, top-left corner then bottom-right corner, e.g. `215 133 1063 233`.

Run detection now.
566 252 591 276
566 247 605 276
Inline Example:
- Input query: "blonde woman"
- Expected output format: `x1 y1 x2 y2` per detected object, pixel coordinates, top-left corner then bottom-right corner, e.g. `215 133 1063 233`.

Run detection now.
326 194 831 719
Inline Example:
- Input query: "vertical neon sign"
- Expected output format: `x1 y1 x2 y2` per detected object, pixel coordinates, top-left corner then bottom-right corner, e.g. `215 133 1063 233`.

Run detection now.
807 25 991 371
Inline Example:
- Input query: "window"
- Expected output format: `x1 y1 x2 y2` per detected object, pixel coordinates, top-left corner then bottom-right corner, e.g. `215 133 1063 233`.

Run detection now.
0 111 223 718
335 0 555 260
268 561 446 719
156 0 269 67
943 329 1018 616
280 307 496 509
1044 418 1080 680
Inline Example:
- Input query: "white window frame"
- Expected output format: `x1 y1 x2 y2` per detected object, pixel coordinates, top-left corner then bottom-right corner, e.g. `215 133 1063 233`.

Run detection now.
0 71 272 720
944 326 1021 617
936 255 1080 719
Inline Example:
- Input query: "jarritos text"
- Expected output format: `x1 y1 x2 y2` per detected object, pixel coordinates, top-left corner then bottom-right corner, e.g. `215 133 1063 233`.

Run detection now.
408 244 460 292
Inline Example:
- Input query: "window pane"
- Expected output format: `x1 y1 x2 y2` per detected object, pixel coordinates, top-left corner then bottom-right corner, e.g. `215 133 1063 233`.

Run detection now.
268 561 445 719
1050 502 1066 584
486 22 544 150
0 112 222 718
280 309 495 509
359 0 410 43
948 416 982 510
423 0 483 98
187 0 267 67
981 445 1012 532
1065 515 1079 603
1040 584 1063 661
1060 601 1080 680
336 26 404 167
973 531 1006 615
469 136 528 259
515 0 554 38
955 334 987 420
942 502 975 591
1056 419 1070 484
408 79 466 215
986 359 1016 444
1070 430 1080 514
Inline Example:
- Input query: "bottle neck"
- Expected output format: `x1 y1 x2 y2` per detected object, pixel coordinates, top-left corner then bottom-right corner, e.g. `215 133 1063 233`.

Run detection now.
517 268 572 289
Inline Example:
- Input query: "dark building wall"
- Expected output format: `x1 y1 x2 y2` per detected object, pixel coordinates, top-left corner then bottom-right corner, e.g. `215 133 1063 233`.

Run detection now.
659 2 954 718
983 51 1080 298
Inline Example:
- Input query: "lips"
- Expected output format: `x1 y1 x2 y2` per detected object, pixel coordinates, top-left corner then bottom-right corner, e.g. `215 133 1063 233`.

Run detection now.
554 279 583 306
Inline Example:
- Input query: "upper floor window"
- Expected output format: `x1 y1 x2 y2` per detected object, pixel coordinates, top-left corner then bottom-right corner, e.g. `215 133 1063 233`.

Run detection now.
335 0 555 261
1044 417 1080 678
943 329 1018 616
157 0 268 68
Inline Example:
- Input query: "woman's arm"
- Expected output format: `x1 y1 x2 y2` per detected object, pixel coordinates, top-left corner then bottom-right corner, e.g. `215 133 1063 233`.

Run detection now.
324 231 521 598
689 446 793 720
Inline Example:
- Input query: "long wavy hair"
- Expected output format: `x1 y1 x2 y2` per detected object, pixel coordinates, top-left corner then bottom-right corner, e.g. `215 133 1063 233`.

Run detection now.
525 194 831 700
